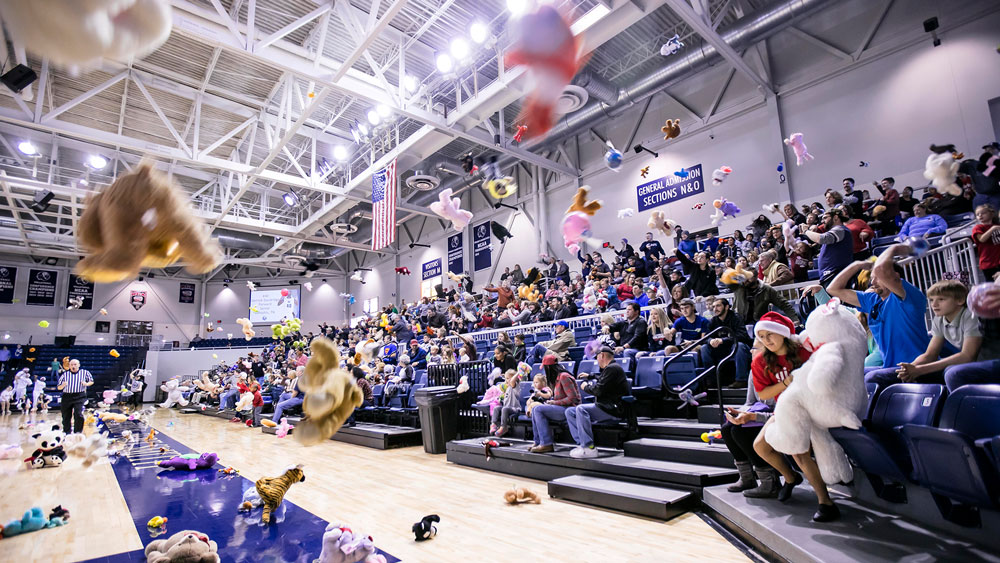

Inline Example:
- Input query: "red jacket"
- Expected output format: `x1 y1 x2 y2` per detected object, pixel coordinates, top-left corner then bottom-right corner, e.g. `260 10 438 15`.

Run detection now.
845 219 874 254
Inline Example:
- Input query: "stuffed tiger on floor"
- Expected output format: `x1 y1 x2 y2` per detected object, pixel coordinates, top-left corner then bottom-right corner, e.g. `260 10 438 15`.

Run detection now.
255 464 305 524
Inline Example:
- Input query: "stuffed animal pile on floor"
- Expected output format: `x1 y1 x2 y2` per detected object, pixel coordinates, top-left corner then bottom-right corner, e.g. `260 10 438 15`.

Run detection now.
144 530 220 563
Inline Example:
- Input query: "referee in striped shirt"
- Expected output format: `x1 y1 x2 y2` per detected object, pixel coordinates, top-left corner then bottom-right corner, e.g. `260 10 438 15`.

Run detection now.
58 359 93 433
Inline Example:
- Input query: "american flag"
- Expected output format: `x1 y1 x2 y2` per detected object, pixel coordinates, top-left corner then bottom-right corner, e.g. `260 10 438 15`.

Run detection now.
371 159 396 250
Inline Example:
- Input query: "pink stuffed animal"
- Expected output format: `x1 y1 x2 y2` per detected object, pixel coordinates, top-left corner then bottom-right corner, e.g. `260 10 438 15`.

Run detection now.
429 188 474 231
276 418 293 439
783 133 814 166
561 212 594 255
476 385 504 417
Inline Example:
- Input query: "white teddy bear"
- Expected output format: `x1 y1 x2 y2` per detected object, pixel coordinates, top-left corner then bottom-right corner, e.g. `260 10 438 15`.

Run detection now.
159 378 190 409
763 298 868 485
923 149 962 196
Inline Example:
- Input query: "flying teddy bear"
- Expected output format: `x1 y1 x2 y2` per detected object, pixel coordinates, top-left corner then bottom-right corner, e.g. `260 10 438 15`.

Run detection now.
295 337 363 446
74 162 221 283
255 464 305 524
318 523 388 563
661 119 681 141
429 188 474 231
504 487 542 505
566 186 602 216
647 210 676 237
159 378 190 409
924 144 963 196
763 298 869 485
517 284 541 303
236 318 255 341
783 132 814 166
144 530 220 563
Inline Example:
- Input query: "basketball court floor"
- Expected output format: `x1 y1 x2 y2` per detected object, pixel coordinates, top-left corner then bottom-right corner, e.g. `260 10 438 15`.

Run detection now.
0 409 747 562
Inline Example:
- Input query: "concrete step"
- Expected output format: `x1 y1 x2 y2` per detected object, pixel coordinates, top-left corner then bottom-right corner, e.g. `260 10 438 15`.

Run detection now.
698 404 738 424
623 437 734 468
638 418 722 441
548 474 695 520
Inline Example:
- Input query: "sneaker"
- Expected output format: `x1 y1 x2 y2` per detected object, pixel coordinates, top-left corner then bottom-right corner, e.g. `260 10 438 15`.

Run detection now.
577 446 599 458
229 417 241 423
495 426 508 437
568 446 586 458
489 424 498 433
529 444 554 453
813 503 840 522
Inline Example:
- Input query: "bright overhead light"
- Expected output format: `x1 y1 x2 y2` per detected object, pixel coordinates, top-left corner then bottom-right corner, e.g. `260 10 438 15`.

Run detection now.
333 145 348 161
366 109 380 125
470 21 489 44
435 52 453 73
376 104 391 118
507 0 528 16
86 154 107 169
17 141 36 155
357 120 369 137
282 191 299 206
403 74 418 93
450 37 470 60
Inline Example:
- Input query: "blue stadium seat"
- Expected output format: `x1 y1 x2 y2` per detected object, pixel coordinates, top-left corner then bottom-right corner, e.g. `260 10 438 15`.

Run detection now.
902 384 1000 520
665 355 697 387
577 360 598 378
567 346 585 363
534 331 552 342
632 356 665 397
943 212 974 228
573 327 594 340
578 380 595 403
415 370 427 386
831 384 946 502
865 382 881 419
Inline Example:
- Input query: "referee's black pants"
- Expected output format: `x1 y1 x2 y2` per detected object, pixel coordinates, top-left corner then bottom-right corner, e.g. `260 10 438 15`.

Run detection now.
61 392 86 434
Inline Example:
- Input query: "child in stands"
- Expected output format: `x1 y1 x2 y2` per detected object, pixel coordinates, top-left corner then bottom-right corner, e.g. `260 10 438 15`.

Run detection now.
426 345 442 366
972 204 1000 280
491 368 524 437
525 373 551 416
1 385 12 415
249 381 264 427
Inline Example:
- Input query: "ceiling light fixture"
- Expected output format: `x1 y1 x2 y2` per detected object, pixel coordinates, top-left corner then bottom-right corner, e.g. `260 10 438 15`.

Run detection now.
356 120 369 137
17 141 37 156
376 104 391 118
470 22 489 44
282 190 300 206
507 0 528 16
333 145 348 161
435 52 454 73
366 108 380 125
403 74 418 93
450 37 470 60
86 154 108 169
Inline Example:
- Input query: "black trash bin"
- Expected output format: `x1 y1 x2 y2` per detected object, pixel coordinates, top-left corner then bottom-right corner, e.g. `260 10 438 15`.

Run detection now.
414 385 460 454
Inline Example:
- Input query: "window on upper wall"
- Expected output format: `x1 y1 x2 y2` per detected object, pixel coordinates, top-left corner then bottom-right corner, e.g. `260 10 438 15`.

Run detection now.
420 277 441 299
362 297 378 314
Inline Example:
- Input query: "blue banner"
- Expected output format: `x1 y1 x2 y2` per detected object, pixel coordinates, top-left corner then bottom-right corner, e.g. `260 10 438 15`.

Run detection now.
421 258 442 280
473 221 491 271
636 164 704 212
447 233 463 274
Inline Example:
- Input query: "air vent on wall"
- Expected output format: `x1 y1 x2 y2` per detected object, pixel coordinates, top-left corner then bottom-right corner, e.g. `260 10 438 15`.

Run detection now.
327 222 359 236
555 85 589 115
406 171 440 191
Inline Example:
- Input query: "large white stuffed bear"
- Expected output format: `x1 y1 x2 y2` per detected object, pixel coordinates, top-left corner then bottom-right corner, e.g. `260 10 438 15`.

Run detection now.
764 298 868 485
923 147 962 196
160 378 190 409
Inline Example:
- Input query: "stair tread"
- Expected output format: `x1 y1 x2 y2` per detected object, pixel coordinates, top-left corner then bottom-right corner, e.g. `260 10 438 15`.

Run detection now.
550 474 692 503
599 455 736 476
639 418 721 430
626 437 730 450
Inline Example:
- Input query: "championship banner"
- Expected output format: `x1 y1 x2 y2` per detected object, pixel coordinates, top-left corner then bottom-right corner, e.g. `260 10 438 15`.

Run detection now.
26 269 57 306
67 274 95 310
473 221 491 271
179 282 195 304
636 164 704 211
422 258 442 281
130 290 147 311
0 266 16 304
447 233 463 275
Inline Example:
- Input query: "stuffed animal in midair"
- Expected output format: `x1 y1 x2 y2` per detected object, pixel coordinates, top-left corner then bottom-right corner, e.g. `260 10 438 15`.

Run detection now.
661 119 681 141
659 33 684 56
763 298 868 485
924 144 963 196
67 431 109 467
236 318 254 341
0 0 172 73
295 338 362 446
617 208 635 219
647 210 676 237
561 186 603 255
566 186 602 216
710 198 741 226
317 523 388 563
518 285 541 303
783 132 814 166
144 530 220 563
255 464 305 524
429 188 474 231
412 514 440 541
158 452 219 471
395 267 411 275
24 423 66 469
603 140 623 171
712 166 732 185
491 221 513 243
0 443 24 460
582 285 598 311
234 392 254 412
159 378 190 409
74 162 221 283
504 487 542 505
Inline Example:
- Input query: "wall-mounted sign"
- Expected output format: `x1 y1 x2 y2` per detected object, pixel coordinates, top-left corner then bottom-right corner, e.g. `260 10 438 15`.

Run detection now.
0 266 16 304
26 269 57 306
447 233 463 275
179 282 195 304
67 274 95 310
130 290 147 311
636 164 704 211
421 258 442 280
473 221 491 271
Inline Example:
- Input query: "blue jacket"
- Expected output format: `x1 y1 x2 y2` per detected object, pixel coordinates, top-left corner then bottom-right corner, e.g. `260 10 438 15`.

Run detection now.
899 214 948 239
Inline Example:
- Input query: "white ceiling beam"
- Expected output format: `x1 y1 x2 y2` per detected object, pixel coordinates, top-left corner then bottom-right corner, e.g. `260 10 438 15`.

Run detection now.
255 3 332 52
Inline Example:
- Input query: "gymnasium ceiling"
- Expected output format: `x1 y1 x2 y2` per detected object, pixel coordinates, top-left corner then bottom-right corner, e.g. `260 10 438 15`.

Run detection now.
0 0 994 280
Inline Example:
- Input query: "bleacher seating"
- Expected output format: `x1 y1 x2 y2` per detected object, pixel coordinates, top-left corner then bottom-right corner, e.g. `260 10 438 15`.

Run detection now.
190 336 273 349
26 344 146 405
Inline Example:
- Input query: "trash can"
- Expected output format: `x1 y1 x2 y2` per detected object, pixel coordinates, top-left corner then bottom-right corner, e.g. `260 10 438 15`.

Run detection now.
414 385 460 454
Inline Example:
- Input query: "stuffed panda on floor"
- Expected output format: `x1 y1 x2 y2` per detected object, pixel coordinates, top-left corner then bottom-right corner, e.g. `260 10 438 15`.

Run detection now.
25 423 66 469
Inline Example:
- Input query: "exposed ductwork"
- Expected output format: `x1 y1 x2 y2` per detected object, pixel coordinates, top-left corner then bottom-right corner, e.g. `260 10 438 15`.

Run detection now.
571 70 620 105
407 0 833 209
213 229 274 252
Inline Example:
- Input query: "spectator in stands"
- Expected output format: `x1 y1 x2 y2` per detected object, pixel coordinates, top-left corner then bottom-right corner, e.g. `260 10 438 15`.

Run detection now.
842 178 864 218
665 298 710 354
721 379 776 495
676 250 719 297
700 298 753 389
271 371 302 423
942 283 1000 389
873 177 900 235
511 264 525 286
745 315 841 522
845 216 875 260
528 320 575 363
492 344 517 373
750 215 772 241
483 280 514 309
642 231 668 264
782 203 806 226
898 186 917 219
818 244 930 384
590 253 612 281
726 269 799 325
529 357 581 453
566 346 630 458
645 308 672 354
612 238 635 262
897 202 947 240
408 340 427 369
554 258 570 284
756 250 793 286
972 204 1000 280
804 207 854 285
614 302 648 361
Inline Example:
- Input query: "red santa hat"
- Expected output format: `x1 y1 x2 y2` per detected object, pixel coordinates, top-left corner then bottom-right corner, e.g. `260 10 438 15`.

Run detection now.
754 312 795 339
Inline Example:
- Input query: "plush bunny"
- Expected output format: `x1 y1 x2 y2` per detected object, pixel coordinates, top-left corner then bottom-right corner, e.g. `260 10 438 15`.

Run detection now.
712 166 732 185
429 188 474 231
783 132 814 166
617 208 635 219
144 530 220 563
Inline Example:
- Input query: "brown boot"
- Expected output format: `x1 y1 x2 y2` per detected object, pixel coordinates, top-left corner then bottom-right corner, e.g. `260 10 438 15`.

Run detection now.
727 461 757 492
529 444 554 453
743 466 780 499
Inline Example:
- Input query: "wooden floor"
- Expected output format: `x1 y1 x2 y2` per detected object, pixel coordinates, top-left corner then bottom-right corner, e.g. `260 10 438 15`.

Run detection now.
0 409 748 562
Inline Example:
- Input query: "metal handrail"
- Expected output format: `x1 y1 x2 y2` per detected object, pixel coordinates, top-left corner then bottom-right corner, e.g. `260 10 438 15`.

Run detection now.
655 326 737 425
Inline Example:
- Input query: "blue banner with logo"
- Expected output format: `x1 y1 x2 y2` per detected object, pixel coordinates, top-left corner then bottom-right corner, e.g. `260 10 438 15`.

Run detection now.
422 258 442 280
447 233 463 275
26 269 57 306
473 221 491 271
636 164 704 212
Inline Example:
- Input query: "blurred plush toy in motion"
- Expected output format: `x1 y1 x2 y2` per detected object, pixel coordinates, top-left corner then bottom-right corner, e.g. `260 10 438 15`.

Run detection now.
659 33 684 56
395 267 411 275
480 155 517 200
640 166 650 178
67 296 84 310
691 202 705 210
0 0 172 72
662 119 681 141
491 222 513 243
647 211 676 237
236 318 254 341
504 4 584 139
674 169 689 179
604 140 623 171
783 132 814 166
75 162 221 282
617 208 635 219
561 186 603 255
712 166 732 186
246 281 256 291
710 198 742 226
924 144 963 196
429 188 474 231
295 338 363 446
513 124 527 144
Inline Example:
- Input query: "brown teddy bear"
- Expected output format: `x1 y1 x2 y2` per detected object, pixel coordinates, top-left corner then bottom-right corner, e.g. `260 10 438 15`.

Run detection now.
75 162 221 282
504 487 542 505
661 118 681 141
236 318 255 341
565 186 602 216
144 530 220 563
295 337 363 446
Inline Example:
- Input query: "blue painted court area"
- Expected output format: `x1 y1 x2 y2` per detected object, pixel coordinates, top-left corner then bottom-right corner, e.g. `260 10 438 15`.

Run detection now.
81 421 398 563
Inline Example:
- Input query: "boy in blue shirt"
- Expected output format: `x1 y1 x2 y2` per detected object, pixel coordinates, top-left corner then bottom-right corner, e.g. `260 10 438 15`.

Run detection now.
666 298 711 350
